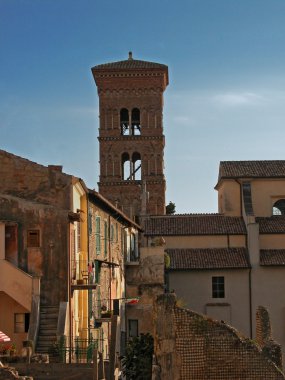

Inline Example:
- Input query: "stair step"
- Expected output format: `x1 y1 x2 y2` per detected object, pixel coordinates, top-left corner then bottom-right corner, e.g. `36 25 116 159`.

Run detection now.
39 329 57 335
40 313 58 319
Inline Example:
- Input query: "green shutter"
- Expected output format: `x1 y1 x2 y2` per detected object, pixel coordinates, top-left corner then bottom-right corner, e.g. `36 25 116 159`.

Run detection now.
96 217 101 254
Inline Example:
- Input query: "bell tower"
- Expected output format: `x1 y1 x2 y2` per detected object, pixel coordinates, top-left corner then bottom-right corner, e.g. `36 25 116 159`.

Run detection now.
91 52 168 219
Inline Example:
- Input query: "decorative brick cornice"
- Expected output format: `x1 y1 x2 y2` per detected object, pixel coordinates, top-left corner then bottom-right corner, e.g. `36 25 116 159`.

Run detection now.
98 135 164 142
98 179 165 187
98 87 163 96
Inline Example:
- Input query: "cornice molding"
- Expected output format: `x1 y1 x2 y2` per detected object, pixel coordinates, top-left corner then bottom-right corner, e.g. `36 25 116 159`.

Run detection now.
98 135 164 142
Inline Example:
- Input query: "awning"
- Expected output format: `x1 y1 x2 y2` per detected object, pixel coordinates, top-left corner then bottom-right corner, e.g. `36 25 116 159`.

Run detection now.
0 331 10 342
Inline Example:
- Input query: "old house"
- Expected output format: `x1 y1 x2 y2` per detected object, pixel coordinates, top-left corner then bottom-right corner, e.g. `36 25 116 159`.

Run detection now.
0 148 144 376
0 149 80 353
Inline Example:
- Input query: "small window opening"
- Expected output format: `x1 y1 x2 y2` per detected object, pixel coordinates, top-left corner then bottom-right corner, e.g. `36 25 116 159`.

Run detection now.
14 313 30 333
273 199 285 215
122 153 131 180
131 108 141 135
27 229 40 248
212 276 225 298
131 152 141 180
128 319 138 338
120 108 129 135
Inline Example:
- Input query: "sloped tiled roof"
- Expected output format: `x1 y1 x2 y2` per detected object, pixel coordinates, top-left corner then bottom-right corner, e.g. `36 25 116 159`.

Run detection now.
218 160 285 182
92 55 168 71
256 216 285 234
260 250 285 266
167 248 250 270
144 215 246 236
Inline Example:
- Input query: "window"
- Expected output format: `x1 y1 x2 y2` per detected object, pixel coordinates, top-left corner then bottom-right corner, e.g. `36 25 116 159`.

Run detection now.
273 199 285 215
27 230 40 248
14 313 30 333
96 217 101 254
121 152 141 181
128 319 138 338
131 108 141 135
120 108 129 135
212 276 225 298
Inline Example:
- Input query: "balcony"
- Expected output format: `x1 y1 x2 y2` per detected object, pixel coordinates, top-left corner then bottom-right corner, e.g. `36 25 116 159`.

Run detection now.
70 259 98 292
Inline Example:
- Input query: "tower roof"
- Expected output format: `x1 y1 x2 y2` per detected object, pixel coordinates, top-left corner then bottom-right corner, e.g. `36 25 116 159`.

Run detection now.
91 52 169 86
92 51 168 71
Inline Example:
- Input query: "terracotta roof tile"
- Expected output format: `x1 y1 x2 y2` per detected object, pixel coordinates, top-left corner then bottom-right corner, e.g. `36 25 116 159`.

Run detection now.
256 216 285 234
218 160 285 181
167 248 250 270
92 58 167 71
144 215 246 236
260 250 285 266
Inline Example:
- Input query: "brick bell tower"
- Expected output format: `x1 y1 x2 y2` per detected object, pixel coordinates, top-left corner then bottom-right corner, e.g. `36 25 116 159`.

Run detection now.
91 52 168 219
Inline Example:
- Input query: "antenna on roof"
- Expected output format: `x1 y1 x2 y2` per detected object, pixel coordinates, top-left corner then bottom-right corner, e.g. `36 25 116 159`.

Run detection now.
128 51 133 60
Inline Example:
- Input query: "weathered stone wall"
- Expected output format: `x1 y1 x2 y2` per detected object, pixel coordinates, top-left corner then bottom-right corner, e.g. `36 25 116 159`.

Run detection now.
125 247 165 336
0 193 69 305
256 306 283 369
0 149 72 209
153 294 285 380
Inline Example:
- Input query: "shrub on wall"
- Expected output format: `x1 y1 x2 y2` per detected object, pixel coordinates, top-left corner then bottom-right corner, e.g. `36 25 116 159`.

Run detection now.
122 333 154 380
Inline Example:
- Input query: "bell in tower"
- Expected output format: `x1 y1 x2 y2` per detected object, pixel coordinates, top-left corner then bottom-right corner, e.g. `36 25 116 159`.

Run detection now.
91 52 169 219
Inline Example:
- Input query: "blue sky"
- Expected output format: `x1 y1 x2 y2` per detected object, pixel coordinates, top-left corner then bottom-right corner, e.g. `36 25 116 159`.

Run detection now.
1 0 285 213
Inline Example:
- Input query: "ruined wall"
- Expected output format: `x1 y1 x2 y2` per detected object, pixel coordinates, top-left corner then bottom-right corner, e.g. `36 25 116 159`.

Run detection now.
153 294 285 380
125 246 165 336
0 149 72 209
256 306 283 370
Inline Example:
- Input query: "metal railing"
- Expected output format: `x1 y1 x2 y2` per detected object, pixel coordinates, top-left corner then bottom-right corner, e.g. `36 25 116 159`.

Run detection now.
55 336 102 363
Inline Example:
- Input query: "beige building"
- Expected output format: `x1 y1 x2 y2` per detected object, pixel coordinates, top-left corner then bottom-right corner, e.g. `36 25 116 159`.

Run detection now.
143 160 285 359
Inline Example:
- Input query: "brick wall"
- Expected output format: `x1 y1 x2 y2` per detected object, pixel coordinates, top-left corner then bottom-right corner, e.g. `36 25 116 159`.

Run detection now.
154 294 285 380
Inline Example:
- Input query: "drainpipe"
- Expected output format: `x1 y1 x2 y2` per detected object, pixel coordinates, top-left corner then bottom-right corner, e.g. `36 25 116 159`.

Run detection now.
68 222 72 363
249 267 253 339
108 215 112 357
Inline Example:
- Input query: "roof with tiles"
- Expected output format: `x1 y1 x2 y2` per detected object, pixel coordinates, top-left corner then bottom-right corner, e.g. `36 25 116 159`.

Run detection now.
260 250 285 266
256 216 285 234
217 160 285 182
92 52 168 71
167 248 250 270
143 214 246 236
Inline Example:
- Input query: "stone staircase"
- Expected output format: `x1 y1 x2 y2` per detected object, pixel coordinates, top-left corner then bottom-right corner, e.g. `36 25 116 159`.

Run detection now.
36 306 59 356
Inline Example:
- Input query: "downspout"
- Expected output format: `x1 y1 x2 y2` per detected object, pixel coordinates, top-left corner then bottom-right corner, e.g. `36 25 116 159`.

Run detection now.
249 267 253 339
108 215 112 356
235 178 253 337
68 221 72 363
109 215 112 310
246 232 253 339
87 197 90 340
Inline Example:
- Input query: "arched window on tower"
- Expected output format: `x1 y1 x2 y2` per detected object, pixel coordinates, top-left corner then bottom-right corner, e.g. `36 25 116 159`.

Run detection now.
272 199 285 215
132 152 141 180
122 153 130 180
131 108 141 135
120 108 129 135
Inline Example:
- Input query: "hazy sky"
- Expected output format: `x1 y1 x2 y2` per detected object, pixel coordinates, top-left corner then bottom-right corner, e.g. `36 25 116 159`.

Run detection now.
1 0 285 213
